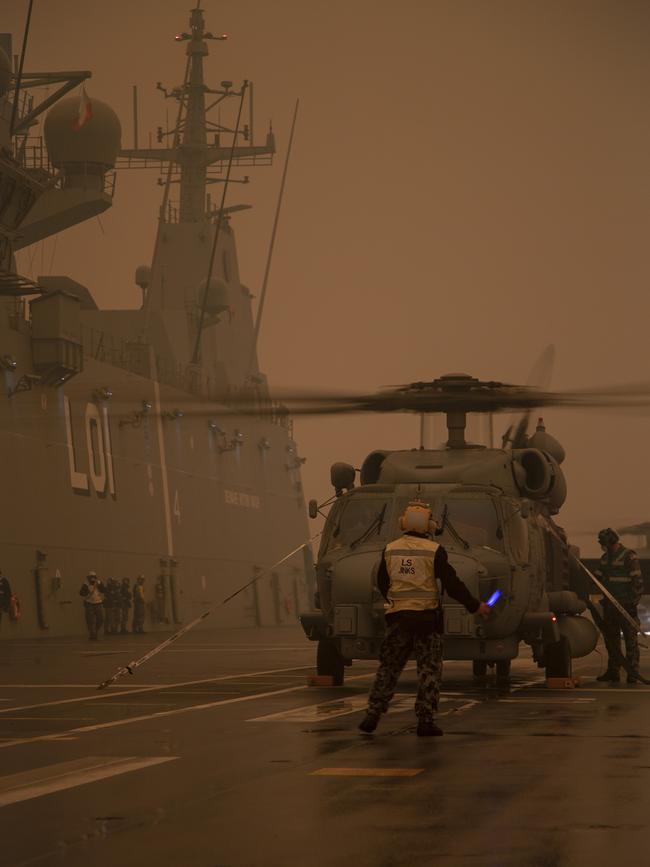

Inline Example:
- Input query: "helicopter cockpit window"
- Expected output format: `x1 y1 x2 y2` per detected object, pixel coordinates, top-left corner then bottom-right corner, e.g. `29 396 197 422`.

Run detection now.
437 497 504 552
324 498 391 552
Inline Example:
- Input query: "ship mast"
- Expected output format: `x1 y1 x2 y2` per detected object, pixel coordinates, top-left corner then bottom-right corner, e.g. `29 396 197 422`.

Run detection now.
178 6 215 222
118 3 275 228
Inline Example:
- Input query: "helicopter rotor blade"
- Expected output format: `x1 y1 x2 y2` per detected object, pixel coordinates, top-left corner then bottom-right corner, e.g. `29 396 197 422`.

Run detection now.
53 366 650 417
503 344 556 450
60 373 650 424
133 378 650 420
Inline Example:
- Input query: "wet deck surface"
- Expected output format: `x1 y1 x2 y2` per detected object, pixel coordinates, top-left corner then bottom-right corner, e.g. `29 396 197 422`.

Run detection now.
1 626 649 867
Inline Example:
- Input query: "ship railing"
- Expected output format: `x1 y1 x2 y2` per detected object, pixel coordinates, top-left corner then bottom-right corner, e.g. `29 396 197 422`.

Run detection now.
207 153 273 173
83 327 150 375
54 163 117 197
9 139 117 201
114 154 272 173
12 135 51 173
115 156 173 171
81 327 292 427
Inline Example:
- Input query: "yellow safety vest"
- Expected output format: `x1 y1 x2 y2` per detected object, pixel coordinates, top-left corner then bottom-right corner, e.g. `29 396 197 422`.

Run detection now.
384 535 440 613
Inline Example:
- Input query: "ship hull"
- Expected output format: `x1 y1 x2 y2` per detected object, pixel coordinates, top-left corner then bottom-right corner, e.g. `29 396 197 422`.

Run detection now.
0 347 313 639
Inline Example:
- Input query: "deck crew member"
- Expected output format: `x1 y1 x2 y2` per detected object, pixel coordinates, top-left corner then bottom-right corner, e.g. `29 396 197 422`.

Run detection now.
132 575 146 634
595 528 643 683
104 578 120 635
79 572 105 640
119 577 132 634
359 501 490 737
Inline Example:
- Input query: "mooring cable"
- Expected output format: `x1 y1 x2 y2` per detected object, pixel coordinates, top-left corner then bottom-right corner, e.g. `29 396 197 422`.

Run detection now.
97 531 322 689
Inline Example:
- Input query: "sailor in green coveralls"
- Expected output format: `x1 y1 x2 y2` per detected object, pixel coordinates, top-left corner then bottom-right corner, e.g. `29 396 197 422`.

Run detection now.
595 528 643 683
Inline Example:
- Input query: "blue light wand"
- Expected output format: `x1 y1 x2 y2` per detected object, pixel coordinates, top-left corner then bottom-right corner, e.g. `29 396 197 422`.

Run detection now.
486 590 501 607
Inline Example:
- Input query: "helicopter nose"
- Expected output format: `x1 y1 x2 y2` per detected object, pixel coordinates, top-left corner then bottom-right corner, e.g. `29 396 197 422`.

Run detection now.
445 552 483 599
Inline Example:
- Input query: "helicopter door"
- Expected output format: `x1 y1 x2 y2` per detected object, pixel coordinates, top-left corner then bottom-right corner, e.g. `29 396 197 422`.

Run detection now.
502 499 541 616
540 517 570 591
526 518 547 611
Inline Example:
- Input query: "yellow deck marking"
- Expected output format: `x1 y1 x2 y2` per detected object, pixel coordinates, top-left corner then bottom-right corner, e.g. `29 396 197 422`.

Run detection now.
311 767 423 777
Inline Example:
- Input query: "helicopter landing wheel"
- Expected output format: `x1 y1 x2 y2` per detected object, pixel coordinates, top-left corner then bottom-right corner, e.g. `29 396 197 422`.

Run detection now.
495 659 511 682
316 638 345 686
544 636 572 679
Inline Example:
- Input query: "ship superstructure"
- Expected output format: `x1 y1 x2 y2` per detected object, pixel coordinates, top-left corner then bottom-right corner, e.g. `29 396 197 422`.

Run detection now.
0 7 312 638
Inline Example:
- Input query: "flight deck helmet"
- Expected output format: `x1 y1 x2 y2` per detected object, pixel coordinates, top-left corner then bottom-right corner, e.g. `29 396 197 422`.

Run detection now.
399 500 438 536
598 528 619 548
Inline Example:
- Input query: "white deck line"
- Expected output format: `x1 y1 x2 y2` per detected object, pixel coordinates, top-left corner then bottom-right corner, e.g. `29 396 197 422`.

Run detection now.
0 756 177 807
0 668 409 750
0 665 313 715
0 684 314 749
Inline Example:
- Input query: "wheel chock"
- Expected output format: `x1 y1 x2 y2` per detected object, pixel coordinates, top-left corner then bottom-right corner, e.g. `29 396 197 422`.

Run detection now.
307 674 335 687
546 677 576 689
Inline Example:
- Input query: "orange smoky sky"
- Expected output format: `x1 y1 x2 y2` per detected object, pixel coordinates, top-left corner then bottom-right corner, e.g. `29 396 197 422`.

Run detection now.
5 0 650 555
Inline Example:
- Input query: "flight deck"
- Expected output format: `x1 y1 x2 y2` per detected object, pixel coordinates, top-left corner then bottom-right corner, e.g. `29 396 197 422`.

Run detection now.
1 625 649 867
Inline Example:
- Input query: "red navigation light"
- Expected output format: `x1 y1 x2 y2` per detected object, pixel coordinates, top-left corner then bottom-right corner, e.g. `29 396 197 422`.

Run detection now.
552 616 557 622
221 33 229 39
175 34 183 40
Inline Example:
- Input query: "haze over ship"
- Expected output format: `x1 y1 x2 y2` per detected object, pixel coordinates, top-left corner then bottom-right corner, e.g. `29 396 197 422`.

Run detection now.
0 6 312 638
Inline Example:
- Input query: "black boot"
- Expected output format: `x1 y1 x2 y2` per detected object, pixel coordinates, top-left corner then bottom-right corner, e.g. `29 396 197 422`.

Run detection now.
416 720 443 737
627 673 639 684
358 713 379 734
596 669 620 682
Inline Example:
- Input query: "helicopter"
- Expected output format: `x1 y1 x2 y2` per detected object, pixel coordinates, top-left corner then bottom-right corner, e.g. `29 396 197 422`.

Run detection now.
129 363 650 684
253 370 650 686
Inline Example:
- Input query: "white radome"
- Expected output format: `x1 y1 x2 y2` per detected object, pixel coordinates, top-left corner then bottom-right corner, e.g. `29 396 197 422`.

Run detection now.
44 94 121 168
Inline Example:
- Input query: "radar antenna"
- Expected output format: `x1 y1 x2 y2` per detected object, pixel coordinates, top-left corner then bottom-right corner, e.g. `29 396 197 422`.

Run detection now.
116 4 276 352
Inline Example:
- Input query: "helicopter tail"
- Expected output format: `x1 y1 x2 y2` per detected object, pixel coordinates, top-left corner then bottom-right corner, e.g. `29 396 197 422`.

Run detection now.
502 344 556 449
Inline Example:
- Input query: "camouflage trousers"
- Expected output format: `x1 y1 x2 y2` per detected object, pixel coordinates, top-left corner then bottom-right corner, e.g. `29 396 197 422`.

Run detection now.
84 603 103 639
602 600 640 675
367 619 443 723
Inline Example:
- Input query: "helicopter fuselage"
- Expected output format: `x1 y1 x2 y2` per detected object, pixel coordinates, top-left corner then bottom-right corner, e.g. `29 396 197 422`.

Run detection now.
301 447 597 672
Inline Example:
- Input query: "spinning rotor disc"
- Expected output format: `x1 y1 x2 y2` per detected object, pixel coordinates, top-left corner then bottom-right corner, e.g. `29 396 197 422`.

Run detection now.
199 373 650 418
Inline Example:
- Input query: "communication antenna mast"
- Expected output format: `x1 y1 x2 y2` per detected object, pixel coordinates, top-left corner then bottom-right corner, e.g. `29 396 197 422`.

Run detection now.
248 98 300 375
114 4 276 349
9 0 34 134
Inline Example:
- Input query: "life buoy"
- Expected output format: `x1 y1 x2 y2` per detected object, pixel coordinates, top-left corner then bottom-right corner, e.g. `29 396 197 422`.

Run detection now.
9 593 20 621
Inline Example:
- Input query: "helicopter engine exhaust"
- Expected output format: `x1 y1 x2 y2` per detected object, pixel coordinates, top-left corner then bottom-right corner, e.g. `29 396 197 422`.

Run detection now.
512 448 567 510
